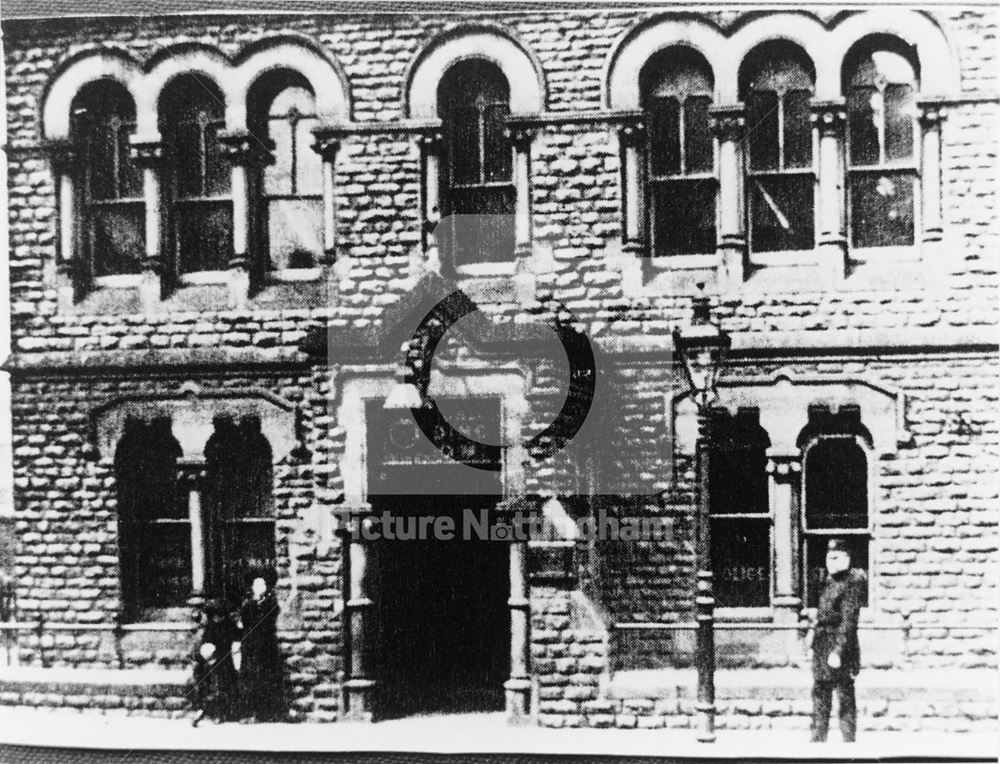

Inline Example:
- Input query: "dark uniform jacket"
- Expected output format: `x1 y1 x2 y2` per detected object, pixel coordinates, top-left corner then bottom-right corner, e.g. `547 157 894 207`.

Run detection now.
812 568 867 682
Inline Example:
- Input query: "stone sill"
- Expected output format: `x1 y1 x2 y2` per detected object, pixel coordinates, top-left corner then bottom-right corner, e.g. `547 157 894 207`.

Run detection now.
608 668 998 700
0 665 188 688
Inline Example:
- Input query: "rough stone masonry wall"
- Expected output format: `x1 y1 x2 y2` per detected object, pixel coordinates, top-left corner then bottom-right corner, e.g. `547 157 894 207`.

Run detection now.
1 6 998 723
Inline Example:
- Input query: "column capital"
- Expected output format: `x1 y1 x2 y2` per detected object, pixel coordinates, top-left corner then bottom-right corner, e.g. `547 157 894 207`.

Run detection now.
128 139 165 168
917 99 948 128
505 125 537 151
809 99 847 137
311 134 341 162
766 449 802 481
416 128 444 152
218 129 274 166
176 458 208 487
618 120 646 148
45 139 80 173
709 104 745 142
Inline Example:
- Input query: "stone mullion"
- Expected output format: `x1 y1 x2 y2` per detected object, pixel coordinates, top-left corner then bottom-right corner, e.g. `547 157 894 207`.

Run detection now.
766 449 803 622
48 140 83 304
311 135 340 267
810 100 847 281
129 140 165 308
709 105 746 290
618 120 645 256
177 460 208 606
417 129 444 275
508 125 537 305
918 101 947 248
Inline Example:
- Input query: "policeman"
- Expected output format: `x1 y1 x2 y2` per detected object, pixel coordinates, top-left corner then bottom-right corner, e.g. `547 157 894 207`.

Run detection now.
807 538 867 743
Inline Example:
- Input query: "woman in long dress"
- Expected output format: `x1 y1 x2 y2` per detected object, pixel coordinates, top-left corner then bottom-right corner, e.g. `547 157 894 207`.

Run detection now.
238 569 284 721
191 599 240 725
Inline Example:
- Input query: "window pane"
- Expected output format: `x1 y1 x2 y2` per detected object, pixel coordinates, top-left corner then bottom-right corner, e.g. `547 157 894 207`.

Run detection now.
710 447 768 515
89 122 118 201
746 91 779 171
440 186 515 265
90 203 144 277
449 106 481 185
848 86 880 166
221 520 277 599
711 517 770 607
174 121 204 198
849 172 915 248
648 97 681 177
483 102 512 183
783 89 812 169
264 116 294 196
296 115 323 196
204 121 230 197
885 83 915 163
805 438 869 529
136 522 192 608
804 535 869 609
684 95 713 174
650 179 716 255
749 174 814 251
267 198 322 269
177 200 233 272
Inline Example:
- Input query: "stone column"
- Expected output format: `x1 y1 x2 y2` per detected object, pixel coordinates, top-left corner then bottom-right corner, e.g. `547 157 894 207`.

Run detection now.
767 449 802 623
340 502 376 721
417 129 444 275
220 129 270 308
48 140 81 306
497 496 535 725
508 125 536 305
918 101 947 248
129 140 165 309
618 121 646 256
810 100 847 281
177 461 208 605
709 105 746 291
311 134 340 267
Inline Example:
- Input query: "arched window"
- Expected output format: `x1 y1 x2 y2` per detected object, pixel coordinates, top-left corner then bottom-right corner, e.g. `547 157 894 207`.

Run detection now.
249 71 323 271
70 80 144 277
438 59 515 266
801 407 871 608
740 43 816 253
641 47 716 256
845 38 919 248
159 75 232 274
204 416 276 607
115 417 187 614
709 408 771 607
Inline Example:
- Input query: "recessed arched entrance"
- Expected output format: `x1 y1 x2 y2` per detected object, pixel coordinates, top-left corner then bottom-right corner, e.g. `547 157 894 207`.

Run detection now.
367 399 510 718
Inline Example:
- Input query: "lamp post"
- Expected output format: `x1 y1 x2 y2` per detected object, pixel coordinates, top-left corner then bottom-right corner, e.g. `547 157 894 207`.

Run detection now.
673 287 731 743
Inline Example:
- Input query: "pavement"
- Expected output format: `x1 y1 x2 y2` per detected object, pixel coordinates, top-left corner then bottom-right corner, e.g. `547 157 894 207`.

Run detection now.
0 708 997 762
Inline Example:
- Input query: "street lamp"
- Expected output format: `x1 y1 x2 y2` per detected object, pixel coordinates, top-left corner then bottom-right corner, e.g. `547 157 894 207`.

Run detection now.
673 286 730 743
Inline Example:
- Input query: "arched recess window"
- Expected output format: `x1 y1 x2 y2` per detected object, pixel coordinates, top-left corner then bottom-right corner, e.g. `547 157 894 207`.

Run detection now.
740 43 816 253
845 38 919 249
801 406 871 608
159 75 232 274
115 417 187 614
248 71 323 272
70 80 144 277
204 416 276 607
709 408 771 607
438 59 515 267
640 47 716 256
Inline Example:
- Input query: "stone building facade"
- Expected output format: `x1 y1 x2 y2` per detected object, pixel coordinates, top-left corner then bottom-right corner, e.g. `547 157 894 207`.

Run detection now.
0 2 997 732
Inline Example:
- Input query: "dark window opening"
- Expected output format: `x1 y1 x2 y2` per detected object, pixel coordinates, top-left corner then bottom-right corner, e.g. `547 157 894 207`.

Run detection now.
115 417 188 614
845 39 919 248
708 408 771 608
740 43 816 252
71 80 144 277
248 70 323 272
203 416 276 608
160 75 232 274
641 47 717 256
438 59 515 266
802 423 871 608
